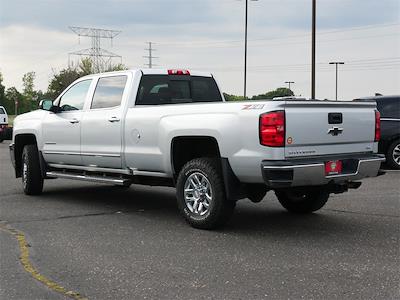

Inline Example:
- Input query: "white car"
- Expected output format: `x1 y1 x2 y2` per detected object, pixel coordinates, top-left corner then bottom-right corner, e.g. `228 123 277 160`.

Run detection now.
10 69 385 229
0 105 8 142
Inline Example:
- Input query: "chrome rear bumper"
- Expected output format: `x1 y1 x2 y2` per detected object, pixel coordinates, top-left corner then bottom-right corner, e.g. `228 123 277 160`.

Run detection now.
261 154 385 188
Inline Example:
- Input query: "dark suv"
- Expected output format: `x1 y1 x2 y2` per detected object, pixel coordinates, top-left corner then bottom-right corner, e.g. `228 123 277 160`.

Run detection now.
355 95 400 169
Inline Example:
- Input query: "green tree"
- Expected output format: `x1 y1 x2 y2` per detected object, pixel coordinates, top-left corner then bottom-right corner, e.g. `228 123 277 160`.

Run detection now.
79 58 93 76
106 63 128 72
5 87 23 115
223 93 247 101
47 68 81 99
22 72 36 99
251 88 294 100
22 71 41 111
47 59 128 99
223 88 294 101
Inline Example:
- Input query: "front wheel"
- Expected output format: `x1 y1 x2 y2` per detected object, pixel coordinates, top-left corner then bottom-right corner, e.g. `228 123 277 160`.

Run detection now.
21 144 44 195
176 158 235 229
275 188 330 214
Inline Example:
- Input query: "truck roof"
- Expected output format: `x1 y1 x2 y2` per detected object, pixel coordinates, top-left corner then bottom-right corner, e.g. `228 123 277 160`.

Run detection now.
141 69 213 77
81 69 213 79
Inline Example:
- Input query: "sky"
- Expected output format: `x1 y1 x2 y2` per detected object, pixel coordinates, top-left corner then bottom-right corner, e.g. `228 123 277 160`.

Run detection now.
0 0 399 100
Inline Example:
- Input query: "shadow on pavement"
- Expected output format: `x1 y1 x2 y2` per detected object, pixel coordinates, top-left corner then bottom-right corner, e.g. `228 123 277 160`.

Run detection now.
32 183 385 242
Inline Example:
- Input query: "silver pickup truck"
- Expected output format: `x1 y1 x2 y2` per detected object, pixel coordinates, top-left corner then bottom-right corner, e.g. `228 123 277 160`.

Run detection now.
10 69 385 229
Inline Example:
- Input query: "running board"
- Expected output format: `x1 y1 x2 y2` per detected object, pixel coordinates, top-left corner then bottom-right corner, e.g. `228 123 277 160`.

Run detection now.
46 171 132 186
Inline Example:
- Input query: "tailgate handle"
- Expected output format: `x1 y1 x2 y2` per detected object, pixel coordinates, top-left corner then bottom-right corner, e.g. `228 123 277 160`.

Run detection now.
328 113 342 124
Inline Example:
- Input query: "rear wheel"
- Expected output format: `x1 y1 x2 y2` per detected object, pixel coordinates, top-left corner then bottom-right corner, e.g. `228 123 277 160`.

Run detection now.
275 188 330 214
176 158 235 229
21 144 44 195
386 139 400 170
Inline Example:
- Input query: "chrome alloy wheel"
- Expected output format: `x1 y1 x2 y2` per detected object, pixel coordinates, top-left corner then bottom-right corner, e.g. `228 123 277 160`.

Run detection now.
22 157 28 188
393 143 400 166
184 172 212 216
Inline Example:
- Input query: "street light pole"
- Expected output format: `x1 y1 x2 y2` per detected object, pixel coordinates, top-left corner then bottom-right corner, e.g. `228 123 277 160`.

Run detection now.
311 0 316 99
285 81 295 91
329 62 345 100
244 0 248 99
243 0 258 99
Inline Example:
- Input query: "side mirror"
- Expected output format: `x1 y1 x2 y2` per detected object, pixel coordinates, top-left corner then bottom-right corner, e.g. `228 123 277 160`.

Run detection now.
39 99 54 111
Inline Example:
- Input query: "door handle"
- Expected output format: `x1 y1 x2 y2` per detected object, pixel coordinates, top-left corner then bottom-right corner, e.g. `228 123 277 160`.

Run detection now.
70 118 79 124
108 116 120 123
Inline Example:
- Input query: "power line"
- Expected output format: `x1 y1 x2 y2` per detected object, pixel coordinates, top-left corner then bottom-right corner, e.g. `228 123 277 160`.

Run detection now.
68 26 122 73
155 22 400 48
188 58 400 73
144 42 158 68
158 32 400 50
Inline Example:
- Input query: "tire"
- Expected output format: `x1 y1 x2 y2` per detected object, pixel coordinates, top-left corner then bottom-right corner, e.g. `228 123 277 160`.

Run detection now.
386 139 400 170
275 188 330 214
21 144 44 195
176 158 235 229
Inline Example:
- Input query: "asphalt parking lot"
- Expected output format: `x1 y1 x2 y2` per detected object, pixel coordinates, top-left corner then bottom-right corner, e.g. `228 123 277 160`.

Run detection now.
0 142 399 300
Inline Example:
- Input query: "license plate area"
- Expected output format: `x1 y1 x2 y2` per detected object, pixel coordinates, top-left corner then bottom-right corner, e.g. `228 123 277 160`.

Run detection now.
325 160 343 176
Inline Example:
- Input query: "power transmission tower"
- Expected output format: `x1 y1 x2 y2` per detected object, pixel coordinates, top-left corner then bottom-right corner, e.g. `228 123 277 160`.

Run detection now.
144 42 158 68
69 26 122 73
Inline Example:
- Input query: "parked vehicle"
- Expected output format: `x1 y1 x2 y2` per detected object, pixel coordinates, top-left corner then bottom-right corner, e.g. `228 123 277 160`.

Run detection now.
0 106 9 143
354 95 400 169
10 69 385 229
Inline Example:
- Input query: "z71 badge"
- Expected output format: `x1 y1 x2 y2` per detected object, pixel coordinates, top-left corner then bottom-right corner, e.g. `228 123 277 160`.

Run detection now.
242 104 265 110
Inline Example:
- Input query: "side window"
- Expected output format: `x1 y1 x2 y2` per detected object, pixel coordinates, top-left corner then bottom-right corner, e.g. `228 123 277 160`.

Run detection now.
91 76 127 109
58 80 92 111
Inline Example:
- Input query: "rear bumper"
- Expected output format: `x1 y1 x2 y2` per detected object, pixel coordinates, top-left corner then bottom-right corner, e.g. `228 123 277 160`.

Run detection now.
261 154 385 188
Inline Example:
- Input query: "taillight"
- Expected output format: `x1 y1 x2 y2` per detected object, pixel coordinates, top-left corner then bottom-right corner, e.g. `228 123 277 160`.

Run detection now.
168 69 190 75
375 110 381 142
259 111 285 147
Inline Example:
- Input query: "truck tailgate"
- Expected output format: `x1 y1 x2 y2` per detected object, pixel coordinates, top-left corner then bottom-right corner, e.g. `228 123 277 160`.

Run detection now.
284 101 377 158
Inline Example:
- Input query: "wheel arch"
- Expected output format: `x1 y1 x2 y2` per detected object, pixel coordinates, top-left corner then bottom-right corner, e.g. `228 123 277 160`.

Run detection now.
13 134 45 178
171 136 221 178
380 135 400 153
170 136 245 201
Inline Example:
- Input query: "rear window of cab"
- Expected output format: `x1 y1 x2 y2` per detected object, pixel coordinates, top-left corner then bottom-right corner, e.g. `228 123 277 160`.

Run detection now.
136 75 222 105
